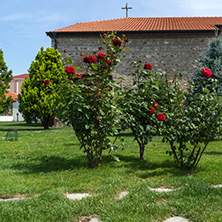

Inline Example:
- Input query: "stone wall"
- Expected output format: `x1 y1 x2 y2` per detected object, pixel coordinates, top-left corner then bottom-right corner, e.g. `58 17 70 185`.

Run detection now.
52 33 221 85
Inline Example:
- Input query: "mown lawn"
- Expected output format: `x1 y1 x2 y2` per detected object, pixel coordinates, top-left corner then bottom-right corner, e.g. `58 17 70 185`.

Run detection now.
0 122 222 222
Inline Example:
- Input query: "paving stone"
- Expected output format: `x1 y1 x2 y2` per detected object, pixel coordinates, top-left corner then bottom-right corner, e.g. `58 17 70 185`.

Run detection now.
164 216 189 222
89 218 101 222
212 184 222 188
66 193 91 200
118 191 129 199
0 197 26 202
150 188 175 192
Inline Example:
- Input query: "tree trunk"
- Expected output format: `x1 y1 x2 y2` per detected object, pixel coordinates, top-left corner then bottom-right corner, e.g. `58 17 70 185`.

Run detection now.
42 117 50 130
139 143 145 160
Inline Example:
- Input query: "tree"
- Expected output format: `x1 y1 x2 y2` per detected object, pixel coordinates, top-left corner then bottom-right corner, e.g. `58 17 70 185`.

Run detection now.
192 38 222 94
19 47 65 129
0 48 13 113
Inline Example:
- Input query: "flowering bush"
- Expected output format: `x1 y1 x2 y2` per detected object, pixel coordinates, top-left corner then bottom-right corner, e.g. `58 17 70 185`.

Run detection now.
55 32 128 168
161 72 222 169
119 60 165 159
192 38 222 96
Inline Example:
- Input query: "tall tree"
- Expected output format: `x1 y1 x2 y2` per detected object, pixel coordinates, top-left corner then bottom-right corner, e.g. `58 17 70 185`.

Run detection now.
0 48 13 113
19 47 65 129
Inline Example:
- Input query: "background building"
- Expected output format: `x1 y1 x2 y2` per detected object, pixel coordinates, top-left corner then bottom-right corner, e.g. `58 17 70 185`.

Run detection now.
1 74 29 121
46 17 222 85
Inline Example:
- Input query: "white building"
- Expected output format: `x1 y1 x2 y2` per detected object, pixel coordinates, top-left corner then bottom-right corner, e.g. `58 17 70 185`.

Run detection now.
1 74 29 121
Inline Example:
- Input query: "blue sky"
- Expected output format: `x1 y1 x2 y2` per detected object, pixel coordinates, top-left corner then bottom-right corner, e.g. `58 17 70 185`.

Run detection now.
1 0 222 76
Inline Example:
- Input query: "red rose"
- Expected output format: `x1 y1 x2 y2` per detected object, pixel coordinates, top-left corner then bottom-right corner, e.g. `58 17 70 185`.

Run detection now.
64 49 67 53
83 55 96 63
44 79 51 85
65 66 75 74
144 63 152 70
124 38 129 42
98 47 103 51
201 68 212 78
153 102 158 109
97 52 105 59
157 113 165 121
150 107 155 114
107 60 112 65
75 73 82 78
113 38 121 47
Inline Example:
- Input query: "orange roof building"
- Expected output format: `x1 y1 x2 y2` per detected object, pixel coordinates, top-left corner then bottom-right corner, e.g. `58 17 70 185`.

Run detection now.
46 17 222 80
9 74 29 95
5 91 18 102
49 17 222 33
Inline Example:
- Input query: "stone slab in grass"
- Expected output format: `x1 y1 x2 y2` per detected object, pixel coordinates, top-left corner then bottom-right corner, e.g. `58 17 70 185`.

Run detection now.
164 216 189 222
118 191 129 199
212 184 222 188
66 193 92 200
150 187 176 192
89 218 101 222
0 197 26 202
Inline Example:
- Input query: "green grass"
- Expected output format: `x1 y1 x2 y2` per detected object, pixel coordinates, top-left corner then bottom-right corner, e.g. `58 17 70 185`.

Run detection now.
0 122 222 221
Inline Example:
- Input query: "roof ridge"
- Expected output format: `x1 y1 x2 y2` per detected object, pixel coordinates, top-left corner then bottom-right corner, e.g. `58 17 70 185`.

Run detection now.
76 17 127 24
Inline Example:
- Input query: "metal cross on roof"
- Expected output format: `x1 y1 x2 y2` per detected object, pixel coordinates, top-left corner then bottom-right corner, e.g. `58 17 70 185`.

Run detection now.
121 3 132 18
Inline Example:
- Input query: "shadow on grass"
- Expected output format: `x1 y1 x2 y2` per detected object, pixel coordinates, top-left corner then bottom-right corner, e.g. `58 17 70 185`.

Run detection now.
204 151 222 155
0 122 65 132
9 151 203 177
106 154 190 178
10 155 89 174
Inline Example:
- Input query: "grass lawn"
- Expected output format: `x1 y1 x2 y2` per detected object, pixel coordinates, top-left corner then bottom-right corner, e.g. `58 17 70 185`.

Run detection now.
0 122 222 222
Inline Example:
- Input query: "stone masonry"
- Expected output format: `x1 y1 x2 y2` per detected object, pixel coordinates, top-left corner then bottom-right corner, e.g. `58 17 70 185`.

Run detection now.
51 33 221 85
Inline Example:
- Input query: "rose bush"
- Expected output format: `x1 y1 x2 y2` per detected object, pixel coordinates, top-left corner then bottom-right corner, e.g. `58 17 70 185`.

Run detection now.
55 32 128 168
161 72 222 169
119 60 165 159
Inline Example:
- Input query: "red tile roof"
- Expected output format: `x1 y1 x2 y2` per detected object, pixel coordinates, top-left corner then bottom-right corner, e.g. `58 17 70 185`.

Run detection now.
5 91 18 102
51 17 222 33
13 74 29 79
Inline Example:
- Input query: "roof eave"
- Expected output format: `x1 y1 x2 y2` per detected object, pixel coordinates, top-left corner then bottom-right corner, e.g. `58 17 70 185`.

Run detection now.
46 29 218 38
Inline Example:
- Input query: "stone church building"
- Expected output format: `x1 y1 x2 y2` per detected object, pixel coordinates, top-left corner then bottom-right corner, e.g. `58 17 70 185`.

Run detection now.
46 17 222 82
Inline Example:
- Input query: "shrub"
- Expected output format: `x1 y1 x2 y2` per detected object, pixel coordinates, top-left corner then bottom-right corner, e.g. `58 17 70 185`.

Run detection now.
162 72 222 169
19 47 65 129
119 61 165 159
55 32 128 168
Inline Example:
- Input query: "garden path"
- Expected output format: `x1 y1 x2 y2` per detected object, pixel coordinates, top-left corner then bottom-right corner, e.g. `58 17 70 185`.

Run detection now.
2 184 222 221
